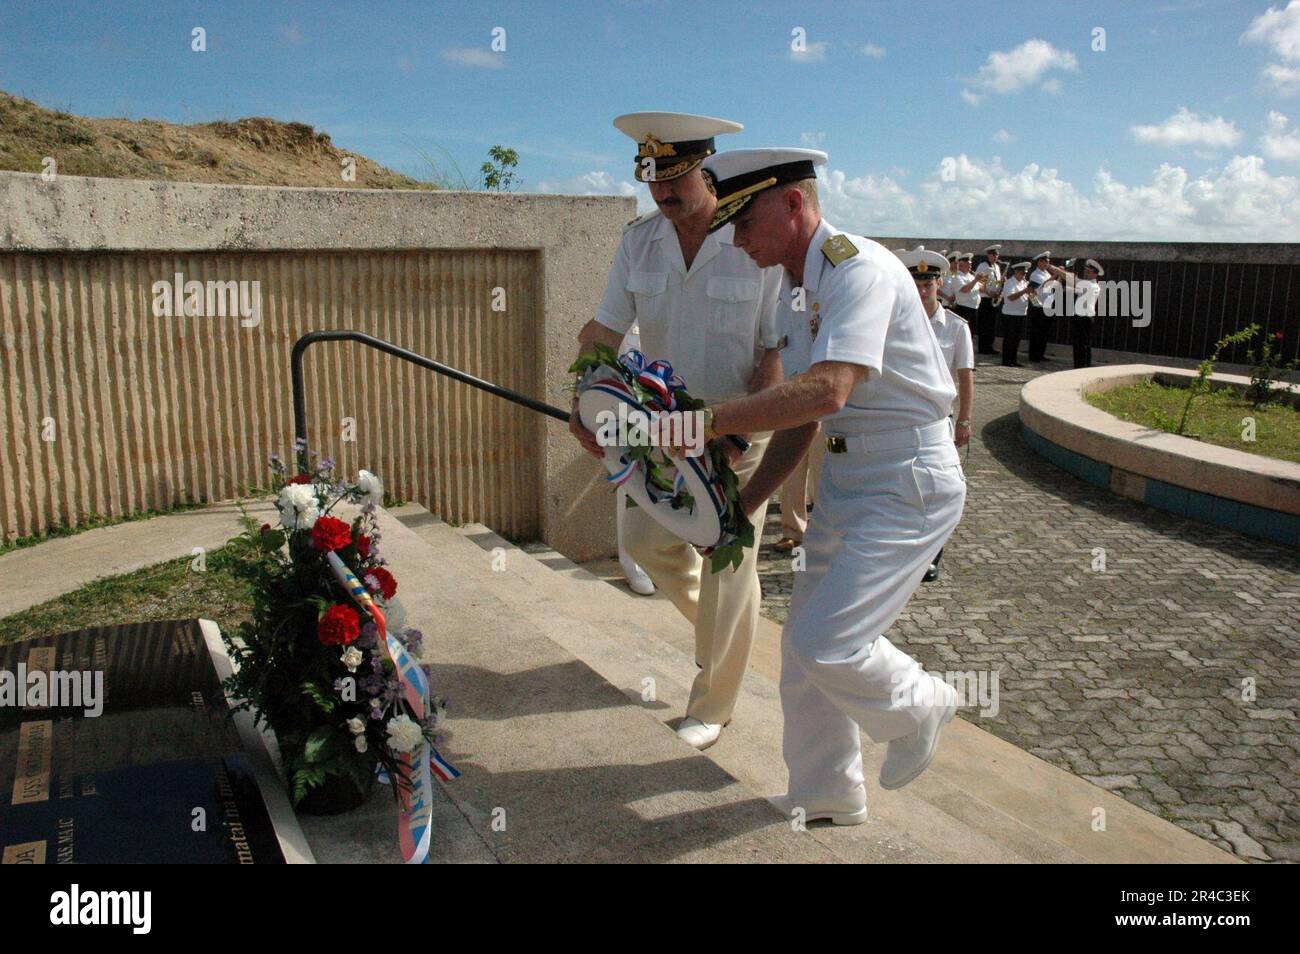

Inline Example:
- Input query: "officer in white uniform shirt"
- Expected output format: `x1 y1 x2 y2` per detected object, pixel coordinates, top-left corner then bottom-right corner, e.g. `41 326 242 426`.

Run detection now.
674 148 967 823
898 246 974 584
1044 257 1104 368
945 252 981 330
1026 251 1053 363
973 244 1003 355
1000 261 1032 367
568 113 784 751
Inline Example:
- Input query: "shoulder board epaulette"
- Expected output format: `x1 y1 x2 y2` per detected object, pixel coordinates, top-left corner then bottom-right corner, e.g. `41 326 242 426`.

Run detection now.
623 209 662 233
821 234 860 267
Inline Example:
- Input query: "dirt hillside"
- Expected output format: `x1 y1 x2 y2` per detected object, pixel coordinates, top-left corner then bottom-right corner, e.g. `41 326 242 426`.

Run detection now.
0 91 430 189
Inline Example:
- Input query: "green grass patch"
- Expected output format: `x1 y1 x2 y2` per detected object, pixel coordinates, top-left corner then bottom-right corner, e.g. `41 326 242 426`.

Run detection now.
0 502 209 557
1087 380 1300 464
0 540 254 645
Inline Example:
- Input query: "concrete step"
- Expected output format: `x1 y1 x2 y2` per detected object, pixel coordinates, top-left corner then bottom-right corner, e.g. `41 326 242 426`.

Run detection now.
395 505 1235 864
364 504 838 863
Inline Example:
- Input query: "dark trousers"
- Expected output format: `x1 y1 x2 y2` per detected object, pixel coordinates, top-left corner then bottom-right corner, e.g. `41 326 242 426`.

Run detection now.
955 304 979 330
976 299 999 352
1027 304 1049 361
1072 317 1093 368
1001 310 1024 365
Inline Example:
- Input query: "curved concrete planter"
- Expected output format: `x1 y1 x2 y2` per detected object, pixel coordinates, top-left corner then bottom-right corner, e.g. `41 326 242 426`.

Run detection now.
1019 365 1300 546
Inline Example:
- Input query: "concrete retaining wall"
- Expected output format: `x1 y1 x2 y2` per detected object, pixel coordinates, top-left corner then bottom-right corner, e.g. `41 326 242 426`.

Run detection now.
1019 364 1300 545
0 171 634 559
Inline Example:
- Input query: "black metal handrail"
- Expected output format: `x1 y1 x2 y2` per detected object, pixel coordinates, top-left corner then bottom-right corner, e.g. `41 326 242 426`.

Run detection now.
291 330 570 448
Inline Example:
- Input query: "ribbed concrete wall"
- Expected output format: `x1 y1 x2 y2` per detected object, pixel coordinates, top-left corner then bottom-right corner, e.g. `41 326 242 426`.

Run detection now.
0 249 541 541
0 172 635 557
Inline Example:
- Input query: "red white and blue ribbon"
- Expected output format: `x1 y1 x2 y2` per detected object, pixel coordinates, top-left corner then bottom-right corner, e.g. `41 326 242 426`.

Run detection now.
326 551 443 865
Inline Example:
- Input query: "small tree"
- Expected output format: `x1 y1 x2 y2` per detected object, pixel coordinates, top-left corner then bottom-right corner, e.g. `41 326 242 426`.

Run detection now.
1245 328 1299 409
480 145 519 192
1151 324 1259 435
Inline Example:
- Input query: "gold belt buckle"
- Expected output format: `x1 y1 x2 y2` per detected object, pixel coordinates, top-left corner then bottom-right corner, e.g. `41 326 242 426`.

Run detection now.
826 435 847 454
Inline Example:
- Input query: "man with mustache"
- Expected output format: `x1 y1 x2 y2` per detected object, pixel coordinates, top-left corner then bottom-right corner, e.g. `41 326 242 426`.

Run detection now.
568 113 785 750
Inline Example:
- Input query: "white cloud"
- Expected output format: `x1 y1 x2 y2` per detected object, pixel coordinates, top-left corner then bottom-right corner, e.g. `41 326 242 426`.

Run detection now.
1263 61 1300 93
1131 107 1241 149
815 153 1300 241
859 43 886 59
1243 1 1300 60
1261 111 1300 160
962 39 1078 104
534 170 652 213
788 41 828 63
440 47 505 69
993 129 1014 144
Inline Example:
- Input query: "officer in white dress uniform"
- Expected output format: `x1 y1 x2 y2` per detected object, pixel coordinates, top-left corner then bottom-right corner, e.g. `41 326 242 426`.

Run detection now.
898 246 974 583
678 148 967 822
945 252 982 330
1026 251 1053 363
568 113 785 750
1000 261 1032 367
974 244 1003 355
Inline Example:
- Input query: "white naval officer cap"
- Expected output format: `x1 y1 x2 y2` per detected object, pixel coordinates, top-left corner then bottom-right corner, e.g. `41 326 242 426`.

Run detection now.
983 243 1001 254
956 251 974 261
1086 258 1105 276
702 147 828 232
613 111 743 183
897 245 950 279
1034 250 1051 262
1012 261 1031 271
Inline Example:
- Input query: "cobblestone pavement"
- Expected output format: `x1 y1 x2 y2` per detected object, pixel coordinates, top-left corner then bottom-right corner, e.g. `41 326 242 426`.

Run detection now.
757 350 1300 862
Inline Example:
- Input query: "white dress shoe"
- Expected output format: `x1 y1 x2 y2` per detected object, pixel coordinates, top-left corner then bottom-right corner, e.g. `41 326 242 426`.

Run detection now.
772 791 868 826
620 558 656 596
879 676 958 790
676 717 722 750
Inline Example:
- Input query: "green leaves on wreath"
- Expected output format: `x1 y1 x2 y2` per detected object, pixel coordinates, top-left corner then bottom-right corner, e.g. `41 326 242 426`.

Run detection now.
300 680 337 715
304 725 339 763
568 342 622 377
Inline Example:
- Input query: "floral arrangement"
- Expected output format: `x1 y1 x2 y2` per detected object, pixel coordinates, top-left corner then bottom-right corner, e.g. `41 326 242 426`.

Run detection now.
569 343 755 572
223 446 446 812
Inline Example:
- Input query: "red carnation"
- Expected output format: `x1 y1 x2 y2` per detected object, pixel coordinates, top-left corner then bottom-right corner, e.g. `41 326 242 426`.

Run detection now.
317 604 360 646
289 473 314 485
364 567 398 600
1275 331 1285 341
311 515 352 552
356 535 372 559
260 523 272 533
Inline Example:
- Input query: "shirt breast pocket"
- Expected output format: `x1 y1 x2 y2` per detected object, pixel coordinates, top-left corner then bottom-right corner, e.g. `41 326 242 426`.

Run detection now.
706 277 762 337
626 271 669 332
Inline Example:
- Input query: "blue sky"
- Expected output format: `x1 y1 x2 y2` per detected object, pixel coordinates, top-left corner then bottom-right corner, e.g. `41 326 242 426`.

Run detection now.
3 0 1299 240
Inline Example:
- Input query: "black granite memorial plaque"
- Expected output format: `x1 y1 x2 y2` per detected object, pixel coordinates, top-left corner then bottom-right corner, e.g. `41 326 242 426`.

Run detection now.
0 619 288 863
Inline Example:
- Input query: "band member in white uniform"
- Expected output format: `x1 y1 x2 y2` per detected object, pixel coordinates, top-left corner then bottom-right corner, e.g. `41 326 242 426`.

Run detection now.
945 252 981 331
1026 252 1053 363
1000 261 1032 367
671 148 967 822
568 113 784 750
974 244 1003 355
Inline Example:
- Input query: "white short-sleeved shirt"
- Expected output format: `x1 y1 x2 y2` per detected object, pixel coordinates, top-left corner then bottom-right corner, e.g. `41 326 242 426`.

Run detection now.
1001 275 1030 316
777 219 956 434
1029 267 1053 310
926 303 974 415
945 268 982 308
974 260 1002 300
594 210 783 403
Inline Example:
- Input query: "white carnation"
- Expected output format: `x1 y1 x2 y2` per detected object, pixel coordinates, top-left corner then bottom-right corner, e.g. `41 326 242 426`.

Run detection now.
357 469 384 506
340 646 364 672
346 717 365 736
385 713 424 754
276 483 319 530
354 734 368 754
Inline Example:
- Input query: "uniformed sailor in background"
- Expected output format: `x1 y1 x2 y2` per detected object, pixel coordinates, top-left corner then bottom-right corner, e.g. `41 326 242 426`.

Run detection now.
946 252 981 331
1026 251 1053 363
1044 257 1105 368
999 261 1032 367
898 246 975 584
680 148 967 823
568 113 785 750
974 244 1003 355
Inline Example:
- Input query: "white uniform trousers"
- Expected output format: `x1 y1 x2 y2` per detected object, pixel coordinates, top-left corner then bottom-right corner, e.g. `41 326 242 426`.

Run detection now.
781 422 966 805
620 434 773 726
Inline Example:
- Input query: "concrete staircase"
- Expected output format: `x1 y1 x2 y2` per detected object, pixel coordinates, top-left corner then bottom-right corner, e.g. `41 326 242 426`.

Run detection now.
358 503 1235 865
